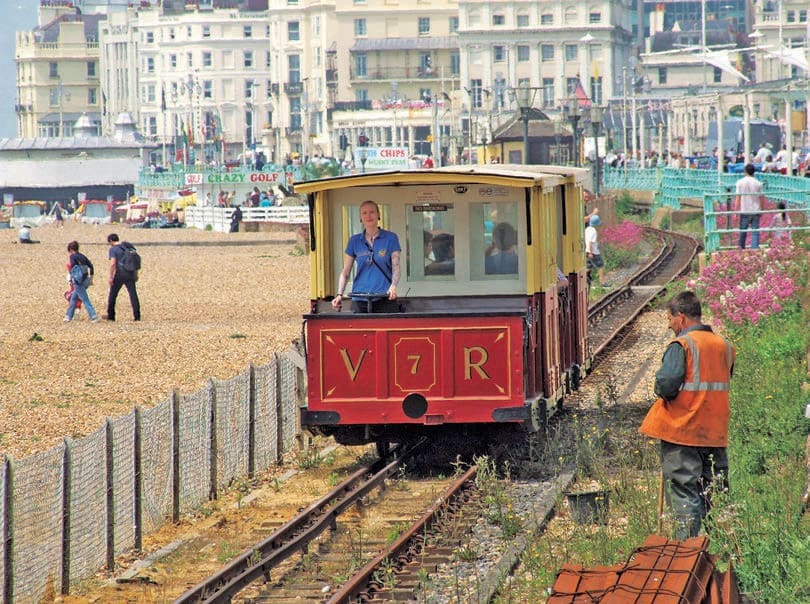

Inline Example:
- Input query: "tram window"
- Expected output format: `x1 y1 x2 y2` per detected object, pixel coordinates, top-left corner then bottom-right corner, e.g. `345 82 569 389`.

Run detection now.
471 202 520 279
340 202 393 284
406 203 455 281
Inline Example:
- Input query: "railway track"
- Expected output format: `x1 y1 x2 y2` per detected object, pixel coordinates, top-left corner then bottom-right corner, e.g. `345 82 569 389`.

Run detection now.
174 228 700 604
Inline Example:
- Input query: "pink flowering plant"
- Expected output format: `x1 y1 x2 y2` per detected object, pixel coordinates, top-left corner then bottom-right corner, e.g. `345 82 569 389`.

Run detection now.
688 244 807 328
600 220 647 270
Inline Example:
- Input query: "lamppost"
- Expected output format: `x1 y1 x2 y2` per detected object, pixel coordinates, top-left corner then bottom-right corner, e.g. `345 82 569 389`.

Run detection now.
590 105 603 197
564 98 582 167
554 120 562 163
480 123 488 164
452 133 464 165
512 83 537 165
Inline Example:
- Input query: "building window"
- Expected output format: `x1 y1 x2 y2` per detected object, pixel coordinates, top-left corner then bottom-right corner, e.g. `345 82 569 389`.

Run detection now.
517 45 530 62
565 44 578 61
290 97 302 129
244 51 254 68
203 51 212 67
449 16 458 32
492 13 505 26
244 25 252 38
564 7 577 24
145 31 154 43
87 61 96 77
202 25 210 38
450 51 460 75
147 84 156 103
203 80 213 99
541 13 553 25
493 46 506 62
542 78 554 107
146 57 155 73
566 77 578 95
245 79 255 98
266 51 271 68
354 18 367 36
658 67 667 84
170 54 177 68
288 21 300 41
470 78 482 108
800 9 807 21
148 116 157 136
517 13 529 27
713 67 722 83
356 88 369 104
288 54 301 83
418 17 430 35
266 79 273 97
186 26 192 37
355 53 368 77
786 10 795 22
49 62 58 78
541 45 554 61
88 88 97 105
589 12 601 23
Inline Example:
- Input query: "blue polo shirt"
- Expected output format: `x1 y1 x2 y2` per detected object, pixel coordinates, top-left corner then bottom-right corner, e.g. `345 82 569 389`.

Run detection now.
345 229 401 295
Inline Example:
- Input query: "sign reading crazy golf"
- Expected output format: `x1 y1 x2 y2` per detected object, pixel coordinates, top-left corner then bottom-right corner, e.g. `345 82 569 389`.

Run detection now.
185 170 292 186
354 147 409 172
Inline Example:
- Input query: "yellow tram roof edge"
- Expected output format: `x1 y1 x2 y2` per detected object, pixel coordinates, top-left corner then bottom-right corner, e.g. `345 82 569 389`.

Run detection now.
294 165 589 194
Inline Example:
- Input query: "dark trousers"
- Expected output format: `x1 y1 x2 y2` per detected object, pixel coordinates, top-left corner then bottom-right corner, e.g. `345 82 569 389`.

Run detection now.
660 441 728 540
738 213 760 249
107 275 140 320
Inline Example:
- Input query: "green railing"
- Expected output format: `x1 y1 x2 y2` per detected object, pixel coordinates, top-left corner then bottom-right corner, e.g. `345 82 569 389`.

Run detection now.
603 166 810 252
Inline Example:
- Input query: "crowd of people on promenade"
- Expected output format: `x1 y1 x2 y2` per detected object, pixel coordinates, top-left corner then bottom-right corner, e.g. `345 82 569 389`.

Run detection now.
602 145 810 177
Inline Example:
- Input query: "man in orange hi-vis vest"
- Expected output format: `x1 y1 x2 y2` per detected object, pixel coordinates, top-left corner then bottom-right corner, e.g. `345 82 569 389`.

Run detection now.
640 291 735 540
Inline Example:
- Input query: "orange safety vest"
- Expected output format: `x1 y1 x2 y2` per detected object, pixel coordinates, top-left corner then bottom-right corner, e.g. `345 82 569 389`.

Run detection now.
640 330 735 447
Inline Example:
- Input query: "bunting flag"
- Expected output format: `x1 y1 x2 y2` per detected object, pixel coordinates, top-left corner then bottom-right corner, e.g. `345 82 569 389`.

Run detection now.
765 47 810 72
573 78 592 108
704 50 749 82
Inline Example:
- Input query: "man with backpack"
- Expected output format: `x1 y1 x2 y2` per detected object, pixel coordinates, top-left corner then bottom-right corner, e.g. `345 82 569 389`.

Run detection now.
105 233 141 321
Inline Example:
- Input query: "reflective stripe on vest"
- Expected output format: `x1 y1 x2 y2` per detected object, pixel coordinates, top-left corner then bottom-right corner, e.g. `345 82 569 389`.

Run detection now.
679 334 733 392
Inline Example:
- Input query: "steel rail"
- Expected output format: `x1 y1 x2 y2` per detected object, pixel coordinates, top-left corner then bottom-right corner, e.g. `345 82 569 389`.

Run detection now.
174 444 417 604
325 464 479 603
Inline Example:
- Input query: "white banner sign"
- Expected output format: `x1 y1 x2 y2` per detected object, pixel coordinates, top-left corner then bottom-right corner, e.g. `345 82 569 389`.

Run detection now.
185 173 204 186
354 147 409 171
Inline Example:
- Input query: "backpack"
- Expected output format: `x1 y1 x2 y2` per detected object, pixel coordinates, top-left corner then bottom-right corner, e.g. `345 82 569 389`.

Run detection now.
118 242 141 274
70 263 90 286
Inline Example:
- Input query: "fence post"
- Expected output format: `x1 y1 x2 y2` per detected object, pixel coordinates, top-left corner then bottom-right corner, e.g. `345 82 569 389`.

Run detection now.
274 353 284 464
60 438 72 595
3 457 13 603
248 364 256 479
208 380 218 500
133 406 143 551
105 419 114 571
171 392 180 524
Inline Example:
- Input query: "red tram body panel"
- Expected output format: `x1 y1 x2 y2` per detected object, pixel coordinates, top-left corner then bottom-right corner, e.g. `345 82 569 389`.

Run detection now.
304 314 525 426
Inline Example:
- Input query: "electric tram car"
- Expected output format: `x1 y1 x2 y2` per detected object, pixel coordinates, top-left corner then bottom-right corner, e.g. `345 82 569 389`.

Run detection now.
297 164 591 449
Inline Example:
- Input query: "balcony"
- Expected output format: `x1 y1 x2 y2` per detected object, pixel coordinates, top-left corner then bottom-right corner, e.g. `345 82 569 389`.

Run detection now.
325 69 338 88
284 82 303 95
349 66 457 82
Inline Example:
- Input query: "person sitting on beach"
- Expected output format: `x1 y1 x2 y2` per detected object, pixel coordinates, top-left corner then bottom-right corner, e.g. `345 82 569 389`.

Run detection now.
18 224 39 244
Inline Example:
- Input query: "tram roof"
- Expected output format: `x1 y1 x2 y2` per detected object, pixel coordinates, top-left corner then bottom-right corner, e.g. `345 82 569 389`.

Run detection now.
294 164 588 194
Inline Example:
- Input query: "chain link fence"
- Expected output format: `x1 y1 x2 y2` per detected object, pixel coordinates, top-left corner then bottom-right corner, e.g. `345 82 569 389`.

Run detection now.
0 347 304 602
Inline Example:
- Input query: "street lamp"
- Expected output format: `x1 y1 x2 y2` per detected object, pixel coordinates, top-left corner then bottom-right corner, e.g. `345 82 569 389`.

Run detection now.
564 98 582 167
512 83 535 165
480 123 488 164
452 133 464 165
590 105 603 197
554 120 563 163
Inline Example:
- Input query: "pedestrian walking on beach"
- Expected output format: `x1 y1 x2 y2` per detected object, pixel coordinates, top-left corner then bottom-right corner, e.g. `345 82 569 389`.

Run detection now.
640 291 735 541
105 233 141 321
735 163 765 249
65 241 99 322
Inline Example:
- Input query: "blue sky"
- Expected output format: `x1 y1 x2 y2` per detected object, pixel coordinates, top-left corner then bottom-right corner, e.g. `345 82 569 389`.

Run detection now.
1 3 39 138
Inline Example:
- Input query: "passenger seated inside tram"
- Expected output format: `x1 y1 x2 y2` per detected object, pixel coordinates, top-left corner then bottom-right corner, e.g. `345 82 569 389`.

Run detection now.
425 233 455 275
485 222 518 275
